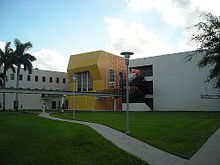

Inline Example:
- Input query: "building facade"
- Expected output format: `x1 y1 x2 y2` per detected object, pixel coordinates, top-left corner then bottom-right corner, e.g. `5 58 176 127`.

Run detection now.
129 51 220 111
67 50 126 110
1 50 219 111
0 68 68 110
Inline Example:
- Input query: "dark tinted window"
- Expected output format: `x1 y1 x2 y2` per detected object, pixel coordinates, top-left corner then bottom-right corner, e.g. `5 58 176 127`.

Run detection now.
119 72 123 87
141 65 153 76
132 65 153 77
42 76 46 82
19 74 23 81
27 75 31 81
109 70 114 88
35 76 38 82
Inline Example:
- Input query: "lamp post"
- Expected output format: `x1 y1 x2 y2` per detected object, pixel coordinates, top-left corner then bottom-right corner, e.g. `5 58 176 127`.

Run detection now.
73 74 77 120
120 51 134 134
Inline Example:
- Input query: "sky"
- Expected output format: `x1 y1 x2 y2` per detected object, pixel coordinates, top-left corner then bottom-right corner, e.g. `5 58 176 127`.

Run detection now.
0 0 220 72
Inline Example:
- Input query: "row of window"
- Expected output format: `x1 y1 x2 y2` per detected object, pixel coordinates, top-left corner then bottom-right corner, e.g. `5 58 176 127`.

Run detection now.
74 71 93 91
109 70 123 88
73 70 123 92
10 73 66 84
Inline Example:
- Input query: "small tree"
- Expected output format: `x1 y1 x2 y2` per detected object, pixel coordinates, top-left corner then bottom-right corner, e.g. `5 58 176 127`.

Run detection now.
14 39 36 111
187 12 220 88
0 42 15 110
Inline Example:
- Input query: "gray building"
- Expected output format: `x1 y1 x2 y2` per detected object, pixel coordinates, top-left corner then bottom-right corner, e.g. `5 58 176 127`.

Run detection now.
0 68 68 110
129 51 220 111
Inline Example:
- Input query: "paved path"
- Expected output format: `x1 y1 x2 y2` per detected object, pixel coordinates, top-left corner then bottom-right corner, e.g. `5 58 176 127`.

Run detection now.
39 113 187 165
186 128 220 165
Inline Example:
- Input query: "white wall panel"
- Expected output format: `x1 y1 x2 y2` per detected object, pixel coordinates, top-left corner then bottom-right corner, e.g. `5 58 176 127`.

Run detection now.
0 68 68 110
130 51 220 111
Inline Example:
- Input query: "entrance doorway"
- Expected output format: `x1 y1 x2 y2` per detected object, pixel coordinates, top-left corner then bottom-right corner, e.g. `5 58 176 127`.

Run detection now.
52 101 56 109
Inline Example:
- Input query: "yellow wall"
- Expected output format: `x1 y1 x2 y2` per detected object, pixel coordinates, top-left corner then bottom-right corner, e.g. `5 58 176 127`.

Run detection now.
67 50 125 110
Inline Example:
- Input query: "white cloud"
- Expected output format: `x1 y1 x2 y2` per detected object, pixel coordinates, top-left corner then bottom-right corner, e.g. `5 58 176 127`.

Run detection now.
0 41 67 72
0 41 6 51
191 0 220 16
122 0 220 55
31 49 68 72
125 0 220 27
178 26 201 51
105 18 172 58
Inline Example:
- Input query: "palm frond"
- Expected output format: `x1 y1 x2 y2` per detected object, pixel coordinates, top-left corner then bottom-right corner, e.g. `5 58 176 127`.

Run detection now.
23 60 34 74
24 53 37 62
13 39 36 74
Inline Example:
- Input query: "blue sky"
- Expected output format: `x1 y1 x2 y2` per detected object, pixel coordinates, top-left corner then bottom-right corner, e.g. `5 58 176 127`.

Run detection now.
0 0 219 71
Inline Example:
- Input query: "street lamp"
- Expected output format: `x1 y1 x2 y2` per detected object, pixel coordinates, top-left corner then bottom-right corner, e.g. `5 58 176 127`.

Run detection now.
73 74 77 120
120 51 134 134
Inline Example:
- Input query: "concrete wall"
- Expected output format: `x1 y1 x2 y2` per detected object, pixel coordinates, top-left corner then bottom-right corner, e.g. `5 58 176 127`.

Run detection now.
130 51 220 111
0 68 68 110
122 103 151 111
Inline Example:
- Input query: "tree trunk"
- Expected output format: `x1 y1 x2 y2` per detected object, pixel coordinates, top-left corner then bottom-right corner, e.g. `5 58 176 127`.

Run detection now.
15 66 20 111
2 69 6 111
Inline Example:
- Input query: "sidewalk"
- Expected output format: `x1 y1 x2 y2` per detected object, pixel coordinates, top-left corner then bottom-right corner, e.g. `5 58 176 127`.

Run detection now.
186 128 220 165
39 113 187 165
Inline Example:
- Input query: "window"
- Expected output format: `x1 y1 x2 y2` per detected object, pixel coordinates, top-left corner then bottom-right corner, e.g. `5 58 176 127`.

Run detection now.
75 71 93 91
138 65 153 76
56 77 59 83
35 76 38 82
10 74 15 80
50 77 53 83
109 70 114 88
27 75 31 81
88 72 93 91
145 81 153 94
63 78 66 84
77 73 81 91
83 72 87 91
42 76 46 82
19 74 23 81
119 72 123 87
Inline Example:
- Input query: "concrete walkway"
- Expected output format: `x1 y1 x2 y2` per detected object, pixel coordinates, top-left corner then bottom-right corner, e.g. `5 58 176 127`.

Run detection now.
39 113 187 165
186 128 220 165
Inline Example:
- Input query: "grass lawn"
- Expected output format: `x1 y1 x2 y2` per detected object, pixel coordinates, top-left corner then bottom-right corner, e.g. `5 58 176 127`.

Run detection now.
52 111 220 159
0 112 147 165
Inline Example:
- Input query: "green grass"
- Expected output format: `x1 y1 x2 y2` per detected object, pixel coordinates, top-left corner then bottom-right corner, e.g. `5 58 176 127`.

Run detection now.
52 111 220 159
0 113 147 165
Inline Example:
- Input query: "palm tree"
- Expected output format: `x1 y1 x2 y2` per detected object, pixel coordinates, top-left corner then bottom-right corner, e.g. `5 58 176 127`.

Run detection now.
14 39 36 111
0 42 15 111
